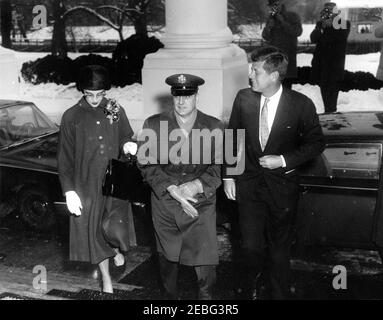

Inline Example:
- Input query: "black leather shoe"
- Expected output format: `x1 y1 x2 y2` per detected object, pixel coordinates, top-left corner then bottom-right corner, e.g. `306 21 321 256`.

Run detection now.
162 290 180 300
235 273 263 300
234 286 258 300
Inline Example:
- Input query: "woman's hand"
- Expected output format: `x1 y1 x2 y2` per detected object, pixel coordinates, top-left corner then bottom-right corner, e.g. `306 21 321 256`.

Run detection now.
65 191 82 216
123 142 138 155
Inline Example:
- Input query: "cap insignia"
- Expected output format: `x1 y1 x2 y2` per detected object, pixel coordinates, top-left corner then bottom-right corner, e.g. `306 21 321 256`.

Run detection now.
178 74 187 84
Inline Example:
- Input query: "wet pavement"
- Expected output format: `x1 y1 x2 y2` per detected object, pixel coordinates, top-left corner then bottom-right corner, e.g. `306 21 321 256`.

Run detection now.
1 211 383 300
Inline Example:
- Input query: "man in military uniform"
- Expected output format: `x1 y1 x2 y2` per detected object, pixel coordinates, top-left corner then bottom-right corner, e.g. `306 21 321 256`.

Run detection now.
138 74 223 300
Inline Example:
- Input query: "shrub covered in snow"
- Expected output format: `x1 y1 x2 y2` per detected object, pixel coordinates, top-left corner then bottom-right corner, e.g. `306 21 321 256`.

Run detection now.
21 35 164 87
112 34 164 86
21 54 114 85
295 66 383 92
21 55 74 85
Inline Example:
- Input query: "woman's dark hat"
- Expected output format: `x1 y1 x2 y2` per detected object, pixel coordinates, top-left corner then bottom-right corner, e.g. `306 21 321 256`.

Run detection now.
165 74 205 96
76 65 111 92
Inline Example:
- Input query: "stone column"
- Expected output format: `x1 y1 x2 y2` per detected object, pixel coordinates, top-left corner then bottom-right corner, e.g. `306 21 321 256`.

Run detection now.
141 0 248 124
163 0 233 49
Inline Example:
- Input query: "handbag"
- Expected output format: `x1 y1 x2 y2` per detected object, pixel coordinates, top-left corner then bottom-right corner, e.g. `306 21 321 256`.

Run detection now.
102 154 149 203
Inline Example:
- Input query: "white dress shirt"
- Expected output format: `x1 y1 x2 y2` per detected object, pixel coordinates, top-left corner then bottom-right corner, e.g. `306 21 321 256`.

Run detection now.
260 85 286 167
259 85 283 145
224 85 286 182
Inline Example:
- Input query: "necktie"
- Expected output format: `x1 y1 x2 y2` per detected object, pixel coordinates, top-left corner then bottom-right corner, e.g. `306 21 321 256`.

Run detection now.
260 98 270 151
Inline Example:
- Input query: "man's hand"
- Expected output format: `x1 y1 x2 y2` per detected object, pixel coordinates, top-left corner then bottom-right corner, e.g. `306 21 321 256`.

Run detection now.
179 180 203 199
274 12 285 23
224 179 236 201
123 142 138 155
65 191 82 216
259 155 284 170
267 16 275 27
322 18 333 28
167 185 199 219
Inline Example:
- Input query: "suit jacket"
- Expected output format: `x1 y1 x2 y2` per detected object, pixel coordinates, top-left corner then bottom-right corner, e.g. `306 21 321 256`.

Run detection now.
262 10 303 79
137 109 223 265
224 87 325 205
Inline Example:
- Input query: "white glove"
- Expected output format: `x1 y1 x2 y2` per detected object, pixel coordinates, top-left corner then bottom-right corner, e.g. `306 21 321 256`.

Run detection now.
65 191 82 216
123 141 138 156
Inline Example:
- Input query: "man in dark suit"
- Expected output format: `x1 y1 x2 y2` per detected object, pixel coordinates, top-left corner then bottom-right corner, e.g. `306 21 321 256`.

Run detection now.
223 46 325 299
138 74 223 300
262 0 302 89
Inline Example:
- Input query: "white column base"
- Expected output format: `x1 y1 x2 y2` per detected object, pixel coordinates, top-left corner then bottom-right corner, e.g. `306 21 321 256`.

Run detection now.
141 44 249 125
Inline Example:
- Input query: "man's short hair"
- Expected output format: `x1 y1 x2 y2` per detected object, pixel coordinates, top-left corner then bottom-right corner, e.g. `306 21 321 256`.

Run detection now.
250 46 289 81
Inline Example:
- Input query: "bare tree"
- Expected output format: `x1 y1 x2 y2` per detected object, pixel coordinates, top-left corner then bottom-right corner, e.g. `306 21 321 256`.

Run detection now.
1 0 12 48
228 0 268 29
50 0 164 57
63 0 164 40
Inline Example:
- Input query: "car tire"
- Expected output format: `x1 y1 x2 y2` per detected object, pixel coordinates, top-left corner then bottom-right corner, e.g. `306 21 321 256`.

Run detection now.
18 188 56 231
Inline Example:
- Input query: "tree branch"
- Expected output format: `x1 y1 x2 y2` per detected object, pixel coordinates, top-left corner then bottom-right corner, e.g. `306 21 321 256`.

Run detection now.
62 6 120 30
96 5 143 15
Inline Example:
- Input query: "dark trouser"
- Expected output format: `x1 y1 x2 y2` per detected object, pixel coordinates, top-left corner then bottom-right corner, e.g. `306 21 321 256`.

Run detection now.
158 254 216 300
237 178 298 300
320 81 340 113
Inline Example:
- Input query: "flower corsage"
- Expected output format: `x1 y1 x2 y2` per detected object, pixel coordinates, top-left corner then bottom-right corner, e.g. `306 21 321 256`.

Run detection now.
104 98 121 124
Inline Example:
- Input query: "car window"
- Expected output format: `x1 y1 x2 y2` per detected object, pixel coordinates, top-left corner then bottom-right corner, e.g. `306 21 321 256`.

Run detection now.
299 143 382 180
0 103 58 148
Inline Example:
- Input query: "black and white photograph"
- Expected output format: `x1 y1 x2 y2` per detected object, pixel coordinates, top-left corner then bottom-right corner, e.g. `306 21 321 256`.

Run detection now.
0 0 383 309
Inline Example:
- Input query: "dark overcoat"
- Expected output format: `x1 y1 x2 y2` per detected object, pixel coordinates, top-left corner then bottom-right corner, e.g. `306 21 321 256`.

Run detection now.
57 97 134 264
138 110 223 266
262 10 303 79
310 20 351 85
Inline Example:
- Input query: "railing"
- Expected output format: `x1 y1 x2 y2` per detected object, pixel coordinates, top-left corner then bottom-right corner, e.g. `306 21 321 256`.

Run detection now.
11 39 120 53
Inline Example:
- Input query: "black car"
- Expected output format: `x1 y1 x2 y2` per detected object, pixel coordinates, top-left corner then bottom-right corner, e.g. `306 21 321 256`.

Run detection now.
0 99 65 230
297 112 383 259
1 99 383 257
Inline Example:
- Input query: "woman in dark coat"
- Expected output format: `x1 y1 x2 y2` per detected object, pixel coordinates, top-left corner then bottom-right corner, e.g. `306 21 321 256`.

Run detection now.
57 65 137 293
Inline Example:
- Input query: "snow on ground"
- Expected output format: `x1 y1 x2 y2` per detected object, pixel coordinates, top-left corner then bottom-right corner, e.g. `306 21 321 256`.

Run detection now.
299 24 316 43
28 24 315 43
2 51 382 128
298 52 382 75
293 84 383 114
233 24 264 41
16 82 143 132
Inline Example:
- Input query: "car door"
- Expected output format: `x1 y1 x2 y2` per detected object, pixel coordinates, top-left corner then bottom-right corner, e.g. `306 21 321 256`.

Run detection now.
296 140 382 249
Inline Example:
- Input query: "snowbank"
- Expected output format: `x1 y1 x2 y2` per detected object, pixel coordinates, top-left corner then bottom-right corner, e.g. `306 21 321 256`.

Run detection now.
27 26 164 42
293 84 383 114
17 82 143 125
27 24 316 43
297 52 381 75
1 51 381 128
